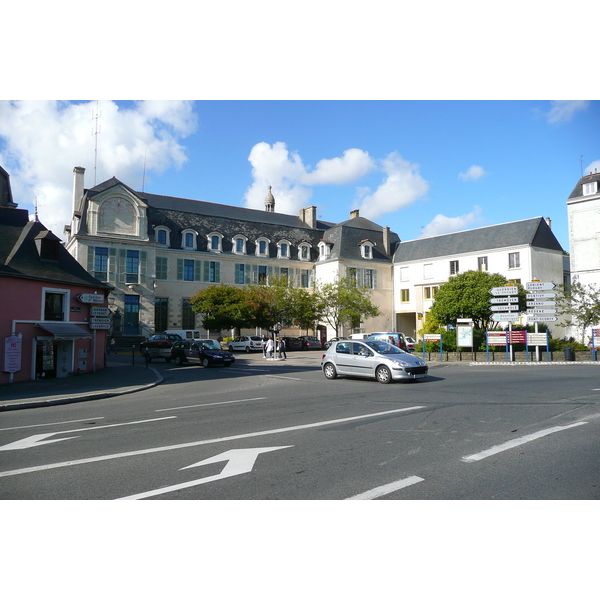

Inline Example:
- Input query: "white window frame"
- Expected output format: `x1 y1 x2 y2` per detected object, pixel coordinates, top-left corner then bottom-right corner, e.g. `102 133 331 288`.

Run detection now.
181 229 197 251
360 242 374 260
508 252 520 269
41 287 70 322
277 239 291 260
233 235 247 255
207 232 223 253
318 242 331 261
299 243 311 261
255 237 270 257
155 226 170 246
583 181 598 196
449 260 459 275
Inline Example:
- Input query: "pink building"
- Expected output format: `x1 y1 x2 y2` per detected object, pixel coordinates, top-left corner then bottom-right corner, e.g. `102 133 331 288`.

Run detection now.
1 166 112 385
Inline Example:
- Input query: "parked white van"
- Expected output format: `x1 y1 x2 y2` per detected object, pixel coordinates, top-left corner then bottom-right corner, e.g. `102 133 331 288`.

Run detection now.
164 330 203 340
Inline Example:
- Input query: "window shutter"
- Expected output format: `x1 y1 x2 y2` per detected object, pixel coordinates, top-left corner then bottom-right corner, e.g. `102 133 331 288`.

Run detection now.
309 269 315 287
215 261 221 283
372 270 378 289
177 258 183 281
196 260 203 282
245 264 251 284
87 246 94 272
356 268 364 287
108 248 116 282
267 266 273 282
251 264 258 284
118 249 126 283
139 250 147 284
235 263 240 284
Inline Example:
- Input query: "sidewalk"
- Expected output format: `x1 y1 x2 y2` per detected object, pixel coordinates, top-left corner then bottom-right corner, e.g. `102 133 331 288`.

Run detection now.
0 356 163 411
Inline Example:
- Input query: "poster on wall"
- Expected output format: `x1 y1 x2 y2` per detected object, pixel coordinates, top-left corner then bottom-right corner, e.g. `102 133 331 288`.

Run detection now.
3 335 22 373
457 325 473 348
42 341 54 370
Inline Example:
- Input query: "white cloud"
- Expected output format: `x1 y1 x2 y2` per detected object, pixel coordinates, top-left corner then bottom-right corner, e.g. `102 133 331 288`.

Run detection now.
583 159 600 176
458 165 486 181
419 206 484 238
302 148 376 185
546 100 590 124
0 100 197 239
356 152 429 220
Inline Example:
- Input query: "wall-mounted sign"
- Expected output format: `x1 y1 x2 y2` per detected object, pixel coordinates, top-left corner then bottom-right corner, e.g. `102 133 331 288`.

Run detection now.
3 335 22 373
90 307 111 317
77 293 104 304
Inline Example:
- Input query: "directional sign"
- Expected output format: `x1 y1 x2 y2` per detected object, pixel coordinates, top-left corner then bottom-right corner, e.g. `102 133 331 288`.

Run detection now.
525 281 556 291
528 333 548 346
423 334 442 341
526 315 558 322
526 301 557 307
491 305 520 312
117 446 294 500
490 297 519 304
487 333 506 346
508 331 527 344
527 308 557 314
90 306 111 317
90 317 112 324
526 293 557 299
77 293 105 304
490 286 518 296
492 313 520 321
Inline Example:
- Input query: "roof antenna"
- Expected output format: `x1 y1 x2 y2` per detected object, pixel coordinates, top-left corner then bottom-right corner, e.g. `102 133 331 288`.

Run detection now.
142 149 147 192
580 155 584 178
92 101 102 186
34 195 39 222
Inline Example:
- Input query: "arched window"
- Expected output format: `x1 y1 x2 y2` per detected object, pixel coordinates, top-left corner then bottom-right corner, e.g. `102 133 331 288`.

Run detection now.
155 227 170 246
298 243 311 261
277 239 291 259
181 229 197 250
360 241 374 259
207 232 223 253
256 237 270 257
233 235 247 255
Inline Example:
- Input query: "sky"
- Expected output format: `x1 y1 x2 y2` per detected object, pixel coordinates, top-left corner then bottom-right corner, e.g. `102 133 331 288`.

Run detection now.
0 99 598 252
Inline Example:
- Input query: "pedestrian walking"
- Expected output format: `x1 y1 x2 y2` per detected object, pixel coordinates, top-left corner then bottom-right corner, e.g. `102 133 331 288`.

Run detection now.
278 336 287 359
262 334 268 357
266 336 274 358
107 336 118 355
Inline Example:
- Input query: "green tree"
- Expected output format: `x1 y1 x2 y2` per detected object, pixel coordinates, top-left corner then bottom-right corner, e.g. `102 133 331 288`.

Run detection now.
430 270 524 330
555 279 600 343
316 276 380 336
189 284 251 332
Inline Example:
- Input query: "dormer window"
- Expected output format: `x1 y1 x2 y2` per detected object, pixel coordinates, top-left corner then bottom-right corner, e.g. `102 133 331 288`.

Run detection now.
360 240 374 260
277 240 291 259
208 232 223 253
233 235 247 255
299 242 311 261
182 230 197 250
155 227 170 246
35 231 61 261
256 237 270 257
583 181 598 196
318 241 331 260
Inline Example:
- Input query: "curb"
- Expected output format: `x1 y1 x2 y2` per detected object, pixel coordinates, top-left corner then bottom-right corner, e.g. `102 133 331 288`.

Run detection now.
469 361 600 366
0 367 164 412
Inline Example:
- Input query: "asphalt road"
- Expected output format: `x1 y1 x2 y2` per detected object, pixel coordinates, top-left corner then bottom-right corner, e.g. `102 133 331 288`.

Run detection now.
1 354 600 500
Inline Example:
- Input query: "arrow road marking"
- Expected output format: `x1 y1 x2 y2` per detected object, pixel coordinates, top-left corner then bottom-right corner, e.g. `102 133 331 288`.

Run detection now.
461 422 587 463
0 406 425 477
0 416 176 451
155 397 266 413
117 446 293 500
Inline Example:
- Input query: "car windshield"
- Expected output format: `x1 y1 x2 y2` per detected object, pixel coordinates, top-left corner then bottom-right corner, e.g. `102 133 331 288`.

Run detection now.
364 340 406 355
250 336 261 341
167 334 182 341
201 340 221 350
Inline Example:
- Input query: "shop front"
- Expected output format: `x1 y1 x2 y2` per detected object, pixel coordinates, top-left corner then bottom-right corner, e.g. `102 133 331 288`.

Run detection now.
34 323 93 379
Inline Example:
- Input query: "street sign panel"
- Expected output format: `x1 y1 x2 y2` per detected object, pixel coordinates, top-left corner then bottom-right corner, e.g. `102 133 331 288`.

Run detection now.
89 317 112 324
526 315 558 322
89 323 111 329
487 333 506 346
77 293 104 304
525 281 556 291
526 301 557 307
490 286 518 296
508 331 527 344
528 333 548 345
492 313 519 321
423 334 442 341
490 297 519 304
490 305 520 312
527 308 557 314
90 307 111 317
526 293 557 299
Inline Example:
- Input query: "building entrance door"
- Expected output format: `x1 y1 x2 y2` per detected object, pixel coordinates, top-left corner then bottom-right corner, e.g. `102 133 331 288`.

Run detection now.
123 294 140 335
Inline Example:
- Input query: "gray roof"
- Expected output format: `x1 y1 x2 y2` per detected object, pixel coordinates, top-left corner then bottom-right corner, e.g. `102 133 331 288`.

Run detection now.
0 207 112 289
568 172 600 199
393 217 563 262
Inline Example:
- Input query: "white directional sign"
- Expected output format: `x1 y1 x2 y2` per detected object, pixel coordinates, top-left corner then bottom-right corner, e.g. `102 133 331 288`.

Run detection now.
527 308 557 314
423 334 442 341
492 305 520 312
526 293 557 299
77 293 105 304
490 297 519 304
528 333 548 346
90 307 111 317
525 281 556 291
490 286 518 296
492 313 520 321
526 315 558 322
526 301 557 307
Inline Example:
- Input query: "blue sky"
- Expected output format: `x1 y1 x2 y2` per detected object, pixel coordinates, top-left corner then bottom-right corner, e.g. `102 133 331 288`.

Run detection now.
0 100 597 252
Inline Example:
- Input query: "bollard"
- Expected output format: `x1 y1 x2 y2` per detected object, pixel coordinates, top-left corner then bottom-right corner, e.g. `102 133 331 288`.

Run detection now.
132 344 135 366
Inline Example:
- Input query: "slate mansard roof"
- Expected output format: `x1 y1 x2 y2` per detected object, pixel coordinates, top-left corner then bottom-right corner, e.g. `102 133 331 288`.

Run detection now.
0 207 112 289
82 177 400 263
393 217 564 263
567 171 600 200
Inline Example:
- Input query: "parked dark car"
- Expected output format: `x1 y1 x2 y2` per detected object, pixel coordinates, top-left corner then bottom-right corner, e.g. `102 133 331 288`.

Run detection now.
285 337 304 351
298 335 323 350
139 333 182 361
171 339 235 367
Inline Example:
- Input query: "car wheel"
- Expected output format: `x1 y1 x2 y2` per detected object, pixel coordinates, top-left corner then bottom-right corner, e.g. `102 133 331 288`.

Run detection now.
229 345 234 352
202 358 210 368
323 362 337 379
376 365 392 384
165 358 171 363
174 355 183 366
245 346 251 353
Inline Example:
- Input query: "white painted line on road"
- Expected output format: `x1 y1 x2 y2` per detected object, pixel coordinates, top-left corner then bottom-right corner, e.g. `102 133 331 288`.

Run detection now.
264 375 303 381
0 405 425 478
345 476 424 500
461 422 588 463
155 397 267 412
0 417 106 431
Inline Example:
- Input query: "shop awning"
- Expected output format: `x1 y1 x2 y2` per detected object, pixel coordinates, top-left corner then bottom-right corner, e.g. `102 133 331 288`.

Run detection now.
35 323 92 340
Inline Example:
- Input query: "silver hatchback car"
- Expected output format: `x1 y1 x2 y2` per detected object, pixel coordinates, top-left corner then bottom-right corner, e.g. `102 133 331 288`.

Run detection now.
321 339 428 384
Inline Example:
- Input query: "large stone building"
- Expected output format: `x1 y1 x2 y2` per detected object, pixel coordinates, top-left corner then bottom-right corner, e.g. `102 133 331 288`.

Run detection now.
63 166 567 343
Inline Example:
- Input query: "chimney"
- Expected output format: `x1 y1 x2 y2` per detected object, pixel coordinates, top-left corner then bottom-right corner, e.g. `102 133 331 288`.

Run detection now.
299 206 317 228
350 209 359 219
383 226 390 255
72 166 85 214
545 217 552 230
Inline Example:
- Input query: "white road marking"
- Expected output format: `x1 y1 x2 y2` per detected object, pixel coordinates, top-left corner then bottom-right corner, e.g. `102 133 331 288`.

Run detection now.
0 417 105 432
155 397 266 412
461 422 588 463
346 476 424 500
264 375 303 381
0 405 425 478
